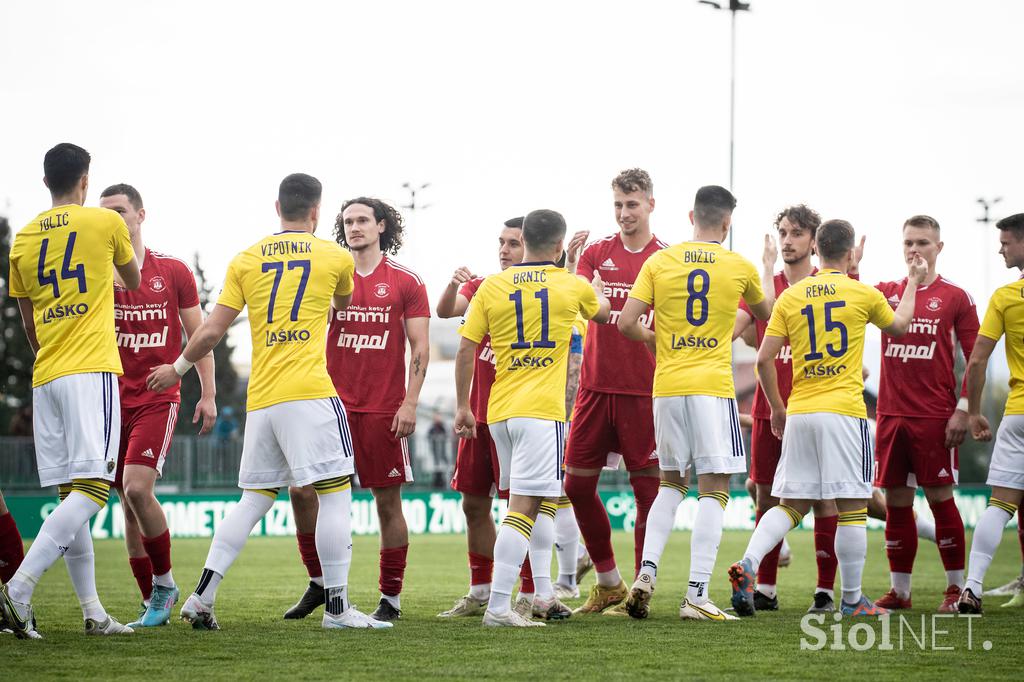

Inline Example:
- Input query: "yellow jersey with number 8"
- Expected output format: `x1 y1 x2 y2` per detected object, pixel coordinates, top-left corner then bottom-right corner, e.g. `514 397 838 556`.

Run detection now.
978 278 1024 415
9 204 134 387
216 230 355 411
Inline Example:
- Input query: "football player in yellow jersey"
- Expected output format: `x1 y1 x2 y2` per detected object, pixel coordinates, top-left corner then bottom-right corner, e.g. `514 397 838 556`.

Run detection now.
147 174 390 630
455 209 610 627
959 213 1024 614
727 218 926 618
1 143 141 639
618 185 770 622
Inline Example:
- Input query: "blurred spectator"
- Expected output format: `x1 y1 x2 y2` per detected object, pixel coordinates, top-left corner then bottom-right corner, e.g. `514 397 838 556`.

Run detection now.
8 406 32 437
427 412 451 487
213 405 239 441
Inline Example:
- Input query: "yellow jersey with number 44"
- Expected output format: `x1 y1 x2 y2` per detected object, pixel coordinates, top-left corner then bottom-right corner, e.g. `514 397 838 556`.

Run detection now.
629 241 765 399
766 269 894 418
460 263 600 423
978 278 1024 415
9 204 134 387
217 230 355 411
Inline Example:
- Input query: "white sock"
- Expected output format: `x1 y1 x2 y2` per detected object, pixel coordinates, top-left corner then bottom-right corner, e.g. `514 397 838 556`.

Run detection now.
891 571 912 599
965 504 1015 595
836 523 867 605
382 593 401 610
916 513 936 543
314 488 353 593
596 568 622 588
758 584 777 599
199 490 275 603
469 583 490 601
154 570 175 588
742 505 799 573
554 505 579 587
687 493 727 605
7 491 101 604
638 485 686 584
780 537 791 556
946 569 965 589
529 509 555 599
311 576 325 587
488 515 532 615
63 521 107 621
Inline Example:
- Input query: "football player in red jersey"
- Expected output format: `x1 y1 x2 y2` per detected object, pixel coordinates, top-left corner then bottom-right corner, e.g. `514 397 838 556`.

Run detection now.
100 184 216 627
0 491 24 585
563 169 668 614
872 215 979 613
284 197 429 623
734 205 845 614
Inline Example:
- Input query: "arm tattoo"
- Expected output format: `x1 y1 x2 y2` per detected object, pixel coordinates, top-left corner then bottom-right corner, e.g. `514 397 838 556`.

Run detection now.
413 354 423 377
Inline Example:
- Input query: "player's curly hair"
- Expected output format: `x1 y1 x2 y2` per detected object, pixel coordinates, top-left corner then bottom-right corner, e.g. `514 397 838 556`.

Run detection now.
334 197 405 255
774 204 821 237
611 168 653 197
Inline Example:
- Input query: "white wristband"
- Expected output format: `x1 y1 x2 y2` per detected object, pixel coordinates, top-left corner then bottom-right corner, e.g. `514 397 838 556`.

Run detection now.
173 354 195 377
956 398 969 413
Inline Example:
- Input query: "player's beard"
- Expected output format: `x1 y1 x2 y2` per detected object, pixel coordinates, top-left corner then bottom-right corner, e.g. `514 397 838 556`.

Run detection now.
781 250 810 265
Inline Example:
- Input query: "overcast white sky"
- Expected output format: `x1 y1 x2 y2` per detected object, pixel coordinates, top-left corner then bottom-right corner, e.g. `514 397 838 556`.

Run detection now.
3 0 1022 381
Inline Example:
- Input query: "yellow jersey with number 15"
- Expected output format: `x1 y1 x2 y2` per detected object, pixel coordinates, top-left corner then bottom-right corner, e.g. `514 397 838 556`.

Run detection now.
629 241 765 399
460 262 600 423
216 230 355 411
978 278 1024 415
766 269 894 418
8 204 134 387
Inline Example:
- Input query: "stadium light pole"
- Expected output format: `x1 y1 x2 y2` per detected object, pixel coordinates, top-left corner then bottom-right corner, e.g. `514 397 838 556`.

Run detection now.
698 0 750 250
976 196 1003 298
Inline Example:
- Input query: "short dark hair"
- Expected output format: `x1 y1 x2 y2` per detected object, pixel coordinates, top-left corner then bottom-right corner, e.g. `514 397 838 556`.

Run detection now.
522 209 567 251
816 219 856 261
611 168 653 197
335 197 406 255
904 214 940 232
693 185 736 228
504 216 524 229
44 143 91 196
278 173 322 221
100 183 144 210
775 204 821 237
996 213 1024 236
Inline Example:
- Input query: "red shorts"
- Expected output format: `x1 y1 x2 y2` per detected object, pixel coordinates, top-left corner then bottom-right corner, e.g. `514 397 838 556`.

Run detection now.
874 415 958 488
350 412 413 489
566 389 657 472
749 417 782 486
450 422 503 498
114 402 179 488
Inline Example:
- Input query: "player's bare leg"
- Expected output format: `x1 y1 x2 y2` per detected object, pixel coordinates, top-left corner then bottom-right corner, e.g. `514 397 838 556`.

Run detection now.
960 487 1024 614
284 485 325 618
439 492 495 616
123 465 177 626
371 485 409 621
482 494 545 627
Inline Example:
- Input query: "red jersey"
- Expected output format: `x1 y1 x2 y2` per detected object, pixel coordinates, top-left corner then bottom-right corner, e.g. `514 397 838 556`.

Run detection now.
576 233 667 396
459 277 497 423
114 249 200 409
876 276 979 419
326 257 430 414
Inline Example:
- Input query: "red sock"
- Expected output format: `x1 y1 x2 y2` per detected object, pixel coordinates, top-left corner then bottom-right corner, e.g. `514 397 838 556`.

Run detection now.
565 473 616 573
296 531 322 579
929 497 964 573
630 476 659 576
0 513 24 584
814 514 838 591
141 529 172 576
129 556 154 601
469 551 493 585
756 508 782 587
1018 508 1024 564
379 545 408 596
884 505 917 574
519 556 534 593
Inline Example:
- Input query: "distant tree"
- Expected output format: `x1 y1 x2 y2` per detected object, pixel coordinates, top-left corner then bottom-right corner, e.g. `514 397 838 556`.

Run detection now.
176 252 246 433
0 215 36 433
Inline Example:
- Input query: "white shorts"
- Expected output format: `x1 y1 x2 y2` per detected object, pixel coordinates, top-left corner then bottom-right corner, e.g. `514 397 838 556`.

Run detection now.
987 415 1024 490
653 395 746 476
33 372 120 487
490 418 565 498
772 413 873 500
239 396 355 489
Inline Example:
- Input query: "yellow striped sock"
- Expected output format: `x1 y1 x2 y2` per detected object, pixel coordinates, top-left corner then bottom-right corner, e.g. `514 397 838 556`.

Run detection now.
660 481 689 496
502 512 534 540
989 498 1018 516
253 487 281 500
837 508 868 526
557 496 572 509
538 501 558 519
58 484 73 502
313 476 352 495
71 479 110 507
699 491 730 510
779 504 804 528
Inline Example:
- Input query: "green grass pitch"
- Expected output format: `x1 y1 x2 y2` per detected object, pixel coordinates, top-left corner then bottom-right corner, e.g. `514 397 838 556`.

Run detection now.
4 530 1022 680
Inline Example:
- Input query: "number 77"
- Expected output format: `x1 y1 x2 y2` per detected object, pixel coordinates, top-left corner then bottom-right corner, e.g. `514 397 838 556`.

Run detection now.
262 259 311 324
